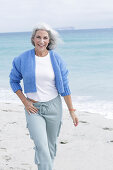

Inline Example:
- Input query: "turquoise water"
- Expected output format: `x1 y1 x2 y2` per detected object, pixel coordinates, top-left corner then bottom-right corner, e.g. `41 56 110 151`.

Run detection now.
0 29 113 118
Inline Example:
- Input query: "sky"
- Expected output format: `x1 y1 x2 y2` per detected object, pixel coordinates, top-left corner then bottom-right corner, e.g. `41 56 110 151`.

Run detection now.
0 0 113 32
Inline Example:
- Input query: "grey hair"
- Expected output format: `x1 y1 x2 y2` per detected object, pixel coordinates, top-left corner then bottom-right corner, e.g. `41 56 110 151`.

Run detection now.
31 23 60 50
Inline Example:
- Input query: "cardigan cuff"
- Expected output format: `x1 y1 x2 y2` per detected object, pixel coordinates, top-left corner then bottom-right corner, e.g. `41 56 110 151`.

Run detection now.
10 82 22 93
60 86 71 96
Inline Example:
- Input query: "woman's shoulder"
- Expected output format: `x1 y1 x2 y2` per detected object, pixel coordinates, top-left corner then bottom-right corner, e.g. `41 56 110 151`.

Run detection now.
13 48 34 62
50 50 63 62
50 50 66 66
50 50 60 57
16 48 34 59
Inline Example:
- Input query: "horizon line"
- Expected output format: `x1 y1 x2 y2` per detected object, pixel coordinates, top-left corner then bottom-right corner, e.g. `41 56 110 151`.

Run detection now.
0 27 113 34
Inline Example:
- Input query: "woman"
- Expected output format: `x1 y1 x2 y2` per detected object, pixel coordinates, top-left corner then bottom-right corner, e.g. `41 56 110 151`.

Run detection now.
9 23 78 170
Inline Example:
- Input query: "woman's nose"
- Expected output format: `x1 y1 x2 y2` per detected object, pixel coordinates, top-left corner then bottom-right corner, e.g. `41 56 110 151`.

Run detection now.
40 39 44 43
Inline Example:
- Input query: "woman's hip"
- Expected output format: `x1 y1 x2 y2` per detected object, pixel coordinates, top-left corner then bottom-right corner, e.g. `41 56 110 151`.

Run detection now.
25 94 62 121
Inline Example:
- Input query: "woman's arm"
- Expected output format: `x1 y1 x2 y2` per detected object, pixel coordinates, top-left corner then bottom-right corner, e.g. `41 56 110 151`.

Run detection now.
10 56 38 114
63 95 79 127
16 90 38 114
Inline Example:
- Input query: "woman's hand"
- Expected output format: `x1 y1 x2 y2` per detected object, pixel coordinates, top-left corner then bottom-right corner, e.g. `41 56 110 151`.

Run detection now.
70 111 79 127
24 100 38 115
15 90 38 115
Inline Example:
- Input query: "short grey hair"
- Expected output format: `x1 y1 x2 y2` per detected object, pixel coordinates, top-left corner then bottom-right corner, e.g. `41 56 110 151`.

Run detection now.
31 23 60 50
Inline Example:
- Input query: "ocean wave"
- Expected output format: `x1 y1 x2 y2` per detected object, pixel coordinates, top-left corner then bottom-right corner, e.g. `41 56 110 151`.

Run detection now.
62 95 113 120
1 88 113 120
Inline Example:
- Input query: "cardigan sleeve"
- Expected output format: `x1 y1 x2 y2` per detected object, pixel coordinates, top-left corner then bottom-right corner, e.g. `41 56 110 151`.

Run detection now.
59 56 71 96
9 57 23 93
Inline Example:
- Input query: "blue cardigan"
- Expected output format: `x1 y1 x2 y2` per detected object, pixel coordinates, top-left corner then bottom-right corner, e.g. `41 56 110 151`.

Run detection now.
9 48 71 96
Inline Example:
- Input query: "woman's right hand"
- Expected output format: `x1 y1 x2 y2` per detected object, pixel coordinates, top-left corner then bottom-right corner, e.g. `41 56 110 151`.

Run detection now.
24 100 39 115
15 90 38 115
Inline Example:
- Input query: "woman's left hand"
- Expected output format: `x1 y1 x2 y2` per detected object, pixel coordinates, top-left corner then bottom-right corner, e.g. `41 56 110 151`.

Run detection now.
70 111 79 127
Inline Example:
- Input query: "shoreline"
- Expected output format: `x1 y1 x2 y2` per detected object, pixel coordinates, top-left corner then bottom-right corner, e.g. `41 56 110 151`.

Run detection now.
0 90 113 120
0 102 113 170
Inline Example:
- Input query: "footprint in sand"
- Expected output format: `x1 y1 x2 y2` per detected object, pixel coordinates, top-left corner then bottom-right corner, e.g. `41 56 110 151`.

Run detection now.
0 147 7 151
4 155 11 161
8 122 17 124
2 109 14 112
59 140 68 144
79 120 89 124
2 109 9 112
21 163 29 165
103 127 113 131
107 140 113 143
109 140 113 143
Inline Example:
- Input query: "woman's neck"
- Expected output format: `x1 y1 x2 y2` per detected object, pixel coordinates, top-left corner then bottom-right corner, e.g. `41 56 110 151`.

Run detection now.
35 49 48 57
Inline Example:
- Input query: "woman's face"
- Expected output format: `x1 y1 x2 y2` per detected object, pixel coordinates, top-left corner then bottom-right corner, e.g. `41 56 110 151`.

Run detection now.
33 30 50 52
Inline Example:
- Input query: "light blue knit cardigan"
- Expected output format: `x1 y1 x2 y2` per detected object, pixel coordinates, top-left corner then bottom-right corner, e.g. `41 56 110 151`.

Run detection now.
9 48 71 96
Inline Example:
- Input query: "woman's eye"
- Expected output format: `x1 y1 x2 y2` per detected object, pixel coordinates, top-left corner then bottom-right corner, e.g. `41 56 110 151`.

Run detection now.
44 37 48 39
35 36 49 40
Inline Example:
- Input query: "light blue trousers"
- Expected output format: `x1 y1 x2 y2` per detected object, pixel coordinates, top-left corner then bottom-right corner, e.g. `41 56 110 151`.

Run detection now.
25 94 63 170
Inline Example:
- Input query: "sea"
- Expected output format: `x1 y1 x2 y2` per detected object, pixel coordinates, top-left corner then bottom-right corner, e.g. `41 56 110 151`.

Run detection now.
0 28 113 119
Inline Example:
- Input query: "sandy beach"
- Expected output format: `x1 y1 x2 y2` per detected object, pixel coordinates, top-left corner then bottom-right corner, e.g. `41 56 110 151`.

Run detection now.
0 101 113 170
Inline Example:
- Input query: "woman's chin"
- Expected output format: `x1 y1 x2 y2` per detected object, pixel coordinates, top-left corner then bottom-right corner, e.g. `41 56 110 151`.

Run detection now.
36 47 46 52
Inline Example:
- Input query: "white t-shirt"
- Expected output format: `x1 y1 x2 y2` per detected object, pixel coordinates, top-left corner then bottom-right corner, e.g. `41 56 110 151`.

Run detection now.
26 53 58 102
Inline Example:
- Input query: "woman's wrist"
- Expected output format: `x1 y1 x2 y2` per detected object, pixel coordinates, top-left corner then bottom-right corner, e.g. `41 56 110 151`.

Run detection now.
68 108 76 115
69 108 76 112
21 98 28 105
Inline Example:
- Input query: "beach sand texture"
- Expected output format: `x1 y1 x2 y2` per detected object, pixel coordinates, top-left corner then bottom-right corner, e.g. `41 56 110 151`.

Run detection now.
0 102 113 170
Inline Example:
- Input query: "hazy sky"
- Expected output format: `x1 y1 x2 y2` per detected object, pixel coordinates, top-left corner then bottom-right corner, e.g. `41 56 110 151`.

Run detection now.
0 0 113 32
